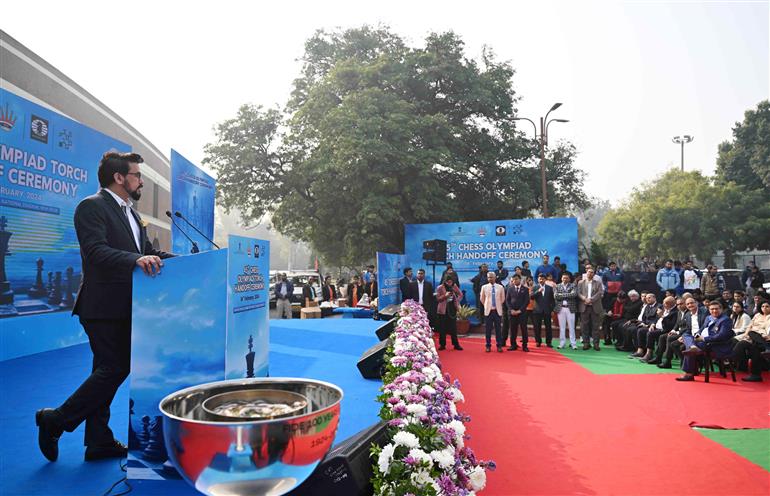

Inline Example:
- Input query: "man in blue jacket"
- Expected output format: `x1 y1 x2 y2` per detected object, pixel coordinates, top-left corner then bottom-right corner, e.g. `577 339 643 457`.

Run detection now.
274 273 294 319
656 259 680 300
676 300 734 381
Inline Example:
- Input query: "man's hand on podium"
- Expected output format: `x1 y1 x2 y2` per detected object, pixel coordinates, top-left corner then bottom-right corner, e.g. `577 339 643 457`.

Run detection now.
136 255 163 276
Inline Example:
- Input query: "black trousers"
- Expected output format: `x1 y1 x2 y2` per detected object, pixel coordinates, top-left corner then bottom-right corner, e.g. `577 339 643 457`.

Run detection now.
509 311 529 347
654 333 679 361
57 319 131 446
532 312 553 344
438 314 461 348
732 339 770 375
485 310 502 347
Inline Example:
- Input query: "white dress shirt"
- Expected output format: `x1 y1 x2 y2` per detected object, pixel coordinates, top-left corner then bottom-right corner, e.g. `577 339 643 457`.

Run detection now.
417 280 425 304
105 188 140 251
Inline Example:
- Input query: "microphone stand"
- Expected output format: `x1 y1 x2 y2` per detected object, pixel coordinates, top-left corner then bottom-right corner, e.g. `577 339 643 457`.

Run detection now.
165 211 199 254
174 211 220 250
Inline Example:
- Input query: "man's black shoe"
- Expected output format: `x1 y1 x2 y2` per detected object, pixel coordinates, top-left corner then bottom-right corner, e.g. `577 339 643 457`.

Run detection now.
675 375 695 382
438 346 446 350
582 344 591 351
657 361 672 369
454 346 464 351
603 340 612 345
593 343 601 351
497 346 503 353
741 375 763 382
628 352 643 358
522 347 530 352
85 440 128 461
507 346 517 351
36 408 63 462
546 343 553 348
646 357 661 365
485 345 491 353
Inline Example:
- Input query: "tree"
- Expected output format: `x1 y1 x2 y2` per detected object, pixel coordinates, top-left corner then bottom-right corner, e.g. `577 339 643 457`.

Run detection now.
716 100 770 193
204 26 589 266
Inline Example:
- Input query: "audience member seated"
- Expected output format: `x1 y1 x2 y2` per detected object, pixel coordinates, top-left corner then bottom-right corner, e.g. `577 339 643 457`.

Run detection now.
731 300 770 382
639 296 678 363
645 296 687 365
676 301 735 382
656 297 708 369
625 293 660 356
611 290 643 346
603 291 627 345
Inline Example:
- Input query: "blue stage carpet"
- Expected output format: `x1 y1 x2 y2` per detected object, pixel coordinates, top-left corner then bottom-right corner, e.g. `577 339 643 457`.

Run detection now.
0 318 382 496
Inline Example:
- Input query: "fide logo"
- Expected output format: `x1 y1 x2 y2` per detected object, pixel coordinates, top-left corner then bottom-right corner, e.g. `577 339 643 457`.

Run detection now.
495 225 507 236
30 115 49 143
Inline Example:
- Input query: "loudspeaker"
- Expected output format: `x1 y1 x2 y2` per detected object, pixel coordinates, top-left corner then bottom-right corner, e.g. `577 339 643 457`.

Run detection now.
289 421 389 496
374 318 397 341
421 239 447 263
357 341 388 379
377 303 401 321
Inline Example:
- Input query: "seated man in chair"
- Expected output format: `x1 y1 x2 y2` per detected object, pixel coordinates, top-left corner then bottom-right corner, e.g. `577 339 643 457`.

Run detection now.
676 301 734 382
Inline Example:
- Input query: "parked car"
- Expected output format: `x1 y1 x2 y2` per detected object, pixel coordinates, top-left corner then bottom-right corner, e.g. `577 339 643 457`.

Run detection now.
268 270 278 308
286 270 322 307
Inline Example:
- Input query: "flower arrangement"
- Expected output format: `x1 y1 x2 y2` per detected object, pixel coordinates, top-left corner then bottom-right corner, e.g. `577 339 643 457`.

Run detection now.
371 299 495 495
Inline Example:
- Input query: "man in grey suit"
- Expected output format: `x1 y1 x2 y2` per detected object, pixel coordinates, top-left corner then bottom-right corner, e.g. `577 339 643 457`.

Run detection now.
578 268 604 350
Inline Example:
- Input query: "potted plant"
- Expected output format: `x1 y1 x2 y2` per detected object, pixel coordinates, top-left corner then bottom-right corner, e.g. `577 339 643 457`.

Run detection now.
455 305 477 334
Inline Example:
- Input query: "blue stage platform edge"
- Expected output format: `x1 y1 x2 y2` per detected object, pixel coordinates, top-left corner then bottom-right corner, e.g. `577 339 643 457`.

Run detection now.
0 318 383 496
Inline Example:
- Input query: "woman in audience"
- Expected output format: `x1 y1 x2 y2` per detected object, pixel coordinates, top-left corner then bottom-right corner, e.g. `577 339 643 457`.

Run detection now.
732 300 770 382
554 273 578 350
730 302 752 337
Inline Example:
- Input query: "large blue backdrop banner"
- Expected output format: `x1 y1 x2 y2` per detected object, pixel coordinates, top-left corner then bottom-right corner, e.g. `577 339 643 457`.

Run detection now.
170 149 215 254
225 234 270 379
376 252 406 309
404 218 578 310
0 89 129 359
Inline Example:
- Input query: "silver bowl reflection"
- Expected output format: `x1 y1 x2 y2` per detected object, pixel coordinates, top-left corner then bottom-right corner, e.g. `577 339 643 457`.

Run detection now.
160 378 343 496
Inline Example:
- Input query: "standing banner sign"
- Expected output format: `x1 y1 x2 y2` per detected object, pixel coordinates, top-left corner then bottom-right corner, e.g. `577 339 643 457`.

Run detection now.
170 149 215 254
404 218 578 310
225 235 270 379
376 252 406 308
0 88 129 359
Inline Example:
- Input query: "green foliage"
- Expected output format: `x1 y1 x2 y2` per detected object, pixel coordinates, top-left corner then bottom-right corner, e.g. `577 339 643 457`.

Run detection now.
204 26 589 266
597 170 770 262
456 304 477 320
716 100 770 193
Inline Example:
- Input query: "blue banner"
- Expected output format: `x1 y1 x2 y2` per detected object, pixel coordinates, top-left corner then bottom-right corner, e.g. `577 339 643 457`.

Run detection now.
225 235 270 379
170 149 215 254
404 218 578 309
0 88 129 357
376 252 406 308
129 250 228 479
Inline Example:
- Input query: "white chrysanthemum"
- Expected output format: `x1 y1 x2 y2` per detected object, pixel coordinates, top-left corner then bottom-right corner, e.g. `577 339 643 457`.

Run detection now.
378 443 395 474
430 448 455 469
449 401 458 416
392 431 419 448
410 468 434 487
420 385 436 396
408 448 433 467
451 388 465 403
406 403 427 417
448 420 466 438
469 466 487 491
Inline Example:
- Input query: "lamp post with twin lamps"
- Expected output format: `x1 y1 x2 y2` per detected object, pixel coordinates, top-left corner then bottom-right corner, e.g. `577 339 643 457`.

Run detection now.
672 135 694 172
514 103 569 218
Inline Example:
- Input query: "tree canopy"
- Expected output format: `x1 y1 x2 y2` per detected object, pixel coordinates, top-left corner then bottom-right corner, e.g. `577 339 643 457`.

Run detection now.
204 26 588 267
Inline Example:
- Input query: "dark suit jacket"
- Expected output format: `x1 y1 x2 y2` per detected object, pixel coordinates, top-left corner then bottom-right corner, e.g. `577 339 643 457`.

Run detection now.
640 304 661 325
73 189 173 320
322 284 337 302
274 280 294 301
364 281 378 299
505 284 530 313
302 284 318 307
531 284 555 314
399 277 412 302
680 306 710 335
653 308 678 333
702 314 735 355
409 279 434 311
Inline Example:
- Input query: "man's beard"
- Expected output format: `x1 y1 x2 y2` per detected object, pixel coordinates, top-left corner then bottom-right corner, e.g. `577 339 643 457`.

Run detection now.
127 186 142 201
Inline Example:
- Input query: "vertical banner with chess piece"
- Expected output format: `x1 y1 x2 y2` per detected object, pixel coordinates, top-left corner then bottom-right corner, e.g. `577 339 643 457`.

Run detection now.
170 149 216 254
376 251 406 309
225 234 270 379
0 88 130 360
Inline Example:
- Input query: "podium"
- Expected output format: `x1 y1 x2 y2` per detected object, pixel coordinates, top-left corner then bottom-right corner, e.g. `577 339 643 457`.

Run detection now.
128 235 269 480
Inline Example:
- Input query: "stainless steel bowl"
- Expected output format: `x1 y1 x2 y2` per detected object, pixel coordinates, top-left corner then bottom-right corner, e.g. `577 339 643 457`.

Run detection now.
160 378 343 496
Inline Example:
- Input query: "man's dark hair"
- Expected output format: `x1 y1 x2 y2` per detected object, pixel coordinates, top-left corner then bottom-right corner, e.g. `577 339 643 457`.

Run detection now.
665 259 674 264
403 267 412 275
512 273 521 280
522 261 529 267
417 268 425 274
97 152 143 188
709 300 723 309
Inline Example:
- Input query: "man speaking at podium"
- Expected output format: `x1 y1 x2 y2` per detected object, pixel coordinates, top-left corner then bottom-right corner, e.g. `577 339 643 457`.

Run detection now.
36 152 174 462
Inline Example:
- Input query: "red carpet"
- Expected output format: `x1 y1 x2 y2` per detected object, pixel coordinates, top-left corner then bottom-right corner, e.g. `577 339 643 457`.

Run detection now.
439 337 770 495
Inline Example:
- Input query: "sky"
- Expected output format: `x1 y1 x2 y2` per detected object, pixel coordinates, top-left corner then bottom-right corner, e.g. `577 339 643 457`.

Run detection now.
3 0 768 204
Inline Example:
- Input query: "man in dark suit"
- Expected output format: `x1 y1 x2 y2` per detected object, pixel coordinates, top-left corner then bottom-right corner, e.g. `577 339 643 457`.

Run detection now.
36 152 174 462
274 273 294 319
302 276 318 307
532 273 556 347
505 274 531 351
676 301 735 381
409 268 435 318
638 296 678 363
656 297 708 369
578 268 604 350
321 275 337 302
399 267 413 302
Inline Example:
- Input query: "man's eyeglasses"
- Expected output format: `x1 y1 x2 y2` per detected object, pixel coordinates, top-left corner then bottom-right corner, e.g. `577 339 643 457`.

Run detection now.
125 172 142 180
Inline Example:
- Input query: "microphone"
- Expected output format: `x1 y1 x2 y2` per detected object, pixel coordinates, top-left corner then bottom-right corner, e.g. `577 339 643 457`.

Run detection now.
165 210 199 254
174 211 220 249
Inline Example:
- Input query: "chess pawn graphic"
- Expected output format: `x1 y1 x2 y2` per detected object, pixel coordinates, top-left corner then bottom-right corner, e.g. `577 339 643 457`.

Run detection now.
138 415 151 448
128 399 142 450
59 267 75 308
142 415 168 462
245 334 256 378
29 258 47 297
48 271 62 305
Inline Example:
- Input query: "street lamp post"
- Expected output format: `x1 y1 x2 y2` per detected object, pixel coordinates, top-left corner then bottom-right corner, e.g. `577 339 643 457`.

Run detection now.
672 135 694 172
514 103 569 218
